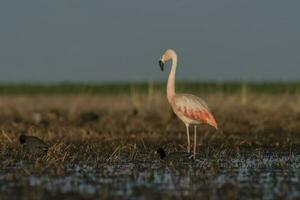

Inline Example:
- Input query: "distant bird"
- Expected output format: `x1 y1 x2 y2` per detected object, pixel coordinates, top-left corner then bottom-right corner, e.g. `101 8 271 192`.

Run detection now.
19 134 49 155
156 147 191 161
79 112 99 125
156 148 167 159
159 49 218 159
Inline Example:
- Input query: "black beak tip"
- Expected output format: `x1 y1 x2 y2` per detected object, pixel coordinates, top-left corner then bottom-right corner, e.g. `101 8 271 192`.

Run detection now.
159 60 164 71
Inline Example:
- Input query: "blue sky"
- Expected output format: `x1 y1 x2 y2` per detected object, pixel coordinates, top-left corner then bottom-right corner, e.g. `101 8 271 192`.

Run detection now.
0 0 299 82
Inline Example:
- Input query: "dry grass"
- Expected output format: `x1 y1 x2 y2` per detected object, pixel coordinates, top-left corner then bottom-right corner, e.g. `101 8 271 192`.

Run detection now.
0 93 300 199
0 93 300 165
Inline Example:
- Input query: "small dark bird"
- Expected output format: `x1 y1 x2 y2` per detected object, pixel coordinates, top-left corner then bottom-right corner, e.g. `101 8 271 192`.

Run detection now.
132 108 139 116
156 148 167 159
156 147 191 161
19 135 49 155
79 112 99 125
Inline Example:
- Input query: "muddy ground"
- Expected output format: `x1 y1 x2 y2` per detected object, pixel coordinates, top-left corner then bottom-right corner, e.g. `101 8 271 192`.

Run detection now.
0 93 300 199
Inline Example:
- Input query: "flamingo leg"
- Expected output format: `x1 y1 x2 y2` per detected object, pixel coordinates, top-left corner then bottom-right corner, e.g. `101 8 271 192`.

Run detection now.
193 125 197 159
185 124 190 153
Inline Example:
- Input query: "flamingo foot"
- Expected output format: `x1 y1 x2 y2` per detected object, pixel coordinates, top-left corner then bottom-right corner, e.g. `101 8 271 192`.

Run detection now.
183 144 196 153
188 154 195 160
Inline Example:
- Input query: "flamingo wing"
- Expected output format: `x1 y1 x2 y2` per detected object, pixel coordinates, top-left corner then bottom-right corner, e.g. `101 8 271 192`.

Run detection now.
173 94 217 129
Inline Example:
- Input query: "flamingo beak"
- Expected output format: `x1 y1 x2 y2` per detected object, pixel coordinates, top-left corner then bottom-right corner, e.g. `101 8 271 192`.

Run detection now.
159 59 164 71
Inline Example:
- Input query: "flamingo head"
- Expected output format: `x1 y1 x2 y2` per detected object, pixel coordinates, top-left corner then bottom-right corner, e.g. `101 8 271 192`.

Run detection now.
159 49 177 71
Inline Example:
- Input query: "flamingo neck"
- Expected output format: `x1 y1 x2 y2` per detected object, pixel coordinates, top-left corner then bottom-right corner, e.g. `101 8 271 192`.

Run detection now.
167 53 177 103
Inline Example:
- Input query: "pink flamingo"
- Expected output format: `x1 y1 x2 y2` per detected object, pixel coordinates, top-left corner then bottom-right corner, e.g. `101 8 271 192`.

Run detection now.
159 49 218 159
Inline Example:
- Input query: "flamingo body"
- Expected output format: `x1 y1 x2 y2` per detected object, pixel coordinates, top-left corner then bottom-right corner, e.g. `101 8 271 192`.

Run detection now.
172 94 217 128
159 49 218 159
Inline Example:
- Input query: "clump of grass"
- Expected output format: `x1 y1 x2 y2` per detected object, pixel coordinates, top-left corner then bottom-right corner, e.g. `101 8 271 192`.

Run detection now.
240 81 248 105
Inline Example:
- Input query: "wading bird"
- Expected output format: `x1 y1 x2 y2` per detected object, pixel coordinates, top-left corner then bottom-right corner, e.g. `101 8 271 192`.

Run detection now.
19 134 49 155
156 147 190 161
159 49 218 159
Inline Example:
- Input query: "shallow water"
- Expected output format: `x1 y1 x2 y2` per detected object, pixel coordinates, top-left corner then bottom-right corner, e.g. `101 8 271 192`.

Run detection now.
0 151 300 200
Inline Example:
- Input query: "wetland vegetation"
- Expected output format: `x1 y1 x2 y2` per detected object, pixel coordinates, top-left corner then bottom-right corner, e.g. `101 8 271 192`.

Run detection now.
0 82 300 199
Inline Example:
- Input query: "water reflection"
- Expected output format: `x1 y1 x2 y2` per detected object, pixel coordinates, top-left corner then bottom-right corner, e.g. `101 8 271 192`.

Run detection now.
0 152 300 199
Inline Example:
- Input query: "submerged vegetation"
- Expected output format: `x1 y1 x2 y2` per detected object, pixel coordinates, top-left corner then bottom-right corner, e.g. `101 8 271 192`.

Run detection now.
0 85 300 199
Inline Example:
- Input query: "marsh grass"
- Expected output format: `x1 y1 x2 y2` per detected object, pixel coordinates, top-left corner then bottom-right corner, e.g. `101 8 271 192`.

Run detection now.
1 94 300 163
1 81 300 95
0 93 300 199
